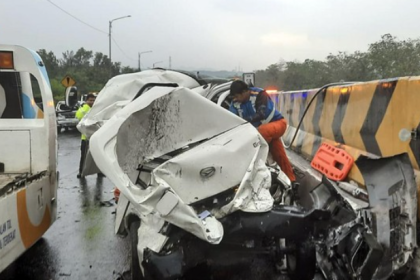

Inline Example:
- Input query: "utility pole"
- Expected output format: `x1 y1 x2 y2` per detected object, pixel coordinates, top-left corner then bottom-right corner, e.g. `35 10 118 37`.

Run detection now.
138 50 152 71
153 61 163 68
108 15 131 75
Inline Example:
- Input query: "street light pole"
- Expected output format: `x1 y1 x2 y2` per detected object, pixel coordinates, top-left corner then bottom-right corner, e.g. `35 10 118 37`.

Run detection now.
153 61 163 68
108 15 131 67
138 50 152 71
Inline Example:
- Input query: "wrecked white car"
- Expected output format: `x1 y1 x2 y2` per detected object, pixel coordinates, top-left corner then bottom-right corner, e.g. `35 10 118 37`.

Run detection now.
75 69 417 280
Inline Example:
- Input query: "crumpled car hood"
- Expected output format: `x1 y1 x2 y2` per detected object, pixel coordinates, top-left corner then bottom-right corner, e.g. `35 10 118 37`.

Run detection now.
78 69 202 139
88 84 273 243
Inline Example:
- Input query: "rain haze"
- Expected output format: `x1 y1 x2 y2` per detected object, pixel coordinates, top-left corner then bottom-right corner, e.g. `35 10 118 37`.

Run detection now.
2 0 420 72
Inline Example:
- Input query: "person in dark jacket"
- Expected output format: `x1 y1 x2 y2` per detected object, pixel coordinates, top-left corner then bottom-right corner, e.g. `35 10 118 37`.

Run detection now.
229 80 296 182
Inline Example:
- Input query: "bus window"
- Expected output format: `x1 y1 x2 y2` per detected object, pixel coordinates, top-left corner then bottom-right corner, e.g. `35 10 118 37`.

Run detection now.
20 72 43 119
29 73 44 113
0 84 5 117
0 72 44 119
0 72 23 119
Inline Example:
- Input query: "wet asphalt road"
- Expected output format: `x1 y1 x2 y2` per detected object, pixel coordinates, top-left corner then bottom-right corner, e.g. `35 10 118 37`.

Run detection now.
1 130 420 280
0 130 131 280
0 130 289 280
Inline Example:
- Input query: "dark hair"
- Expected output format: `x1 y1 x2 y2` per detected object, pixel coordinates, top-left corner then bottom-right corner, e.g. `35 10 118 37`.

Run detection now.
86 93 96 100
230 80 249 95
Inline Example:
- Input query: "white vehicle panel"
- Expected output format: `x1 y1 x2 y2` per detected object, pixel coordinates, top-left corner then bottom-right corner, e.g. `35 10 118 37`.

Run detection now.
0 131 30 173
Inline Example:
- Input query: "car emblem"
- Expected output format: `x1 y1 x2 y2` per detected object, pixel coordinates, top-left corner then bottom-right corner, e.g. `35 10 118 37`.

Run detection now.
200 167 216 178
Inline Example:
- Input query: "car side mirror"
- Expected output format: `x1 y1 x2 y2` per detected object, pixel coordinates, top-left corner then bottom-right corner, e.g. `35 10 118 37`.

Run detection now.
65 86 78 108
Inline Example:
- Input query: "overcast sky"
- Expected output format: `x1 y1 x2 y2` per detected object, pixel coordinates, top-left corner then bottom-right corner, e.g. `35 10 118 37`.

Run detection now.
2 0 420 72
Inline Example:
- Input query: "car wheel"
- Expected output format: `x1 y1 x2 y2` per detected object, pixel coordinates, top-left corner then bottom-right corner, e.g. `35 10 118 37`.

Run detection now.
130 220 143 280
286 239 316 280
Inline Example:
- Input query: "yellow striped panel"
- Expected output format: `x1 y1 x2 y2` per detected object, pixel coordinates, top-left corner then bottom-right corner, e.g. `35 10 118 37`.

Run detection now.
318 87 339 142
376 77 420 170
300 90 318 157
340 82 376 152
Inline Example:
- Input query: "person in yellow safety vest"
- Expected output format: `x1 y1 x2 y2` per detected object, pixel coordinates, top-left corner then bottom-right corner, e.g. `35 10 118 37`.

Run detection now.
76 93 99 178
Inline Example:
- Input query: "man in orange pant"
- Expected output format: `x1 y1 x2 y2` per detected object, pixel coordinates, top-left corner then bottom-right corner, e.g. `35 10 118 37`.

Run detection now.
229 80 296 183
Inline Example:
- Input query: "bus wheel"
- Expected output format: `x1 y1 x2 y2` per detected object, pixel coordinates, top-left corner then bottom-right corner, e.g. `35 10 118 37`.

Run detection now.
130 221 143 280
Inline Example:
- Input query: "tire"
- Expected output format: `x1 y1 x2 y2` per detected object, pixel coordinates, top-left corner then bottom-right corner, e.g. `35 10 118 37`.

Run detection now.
286 239 316 280
130 221 143 280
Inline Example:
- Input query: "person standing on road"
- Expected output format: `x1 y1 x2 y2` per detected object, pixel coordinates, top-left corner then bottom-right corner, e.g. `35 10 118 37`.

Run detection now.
228 80 297 184
76 93 96 179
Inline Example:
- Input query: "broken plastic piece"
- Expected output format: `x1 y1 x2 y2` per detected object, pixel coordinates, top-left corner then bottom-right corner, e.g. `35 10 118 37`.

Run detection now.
156 191 179 216
99 200 114 207
198 210 211 220
113 187 120 203
311 143 354 181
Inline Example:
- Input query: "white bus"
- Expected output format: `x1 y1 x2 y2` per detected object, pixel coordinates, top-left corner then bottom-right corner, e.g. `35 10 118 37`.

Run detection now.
0 45 57 273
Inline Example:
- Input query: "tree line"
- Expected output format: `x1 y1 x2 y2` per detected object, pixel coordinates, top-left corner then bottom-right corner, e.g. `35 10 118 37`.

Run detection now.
255 34 420 91
37 48 137 102
38 33 420 102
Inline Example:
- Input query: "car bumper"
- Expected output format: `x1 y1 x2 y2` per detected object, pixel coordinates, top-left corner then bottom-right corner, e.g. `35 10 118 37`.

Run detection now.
57 118 79 127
